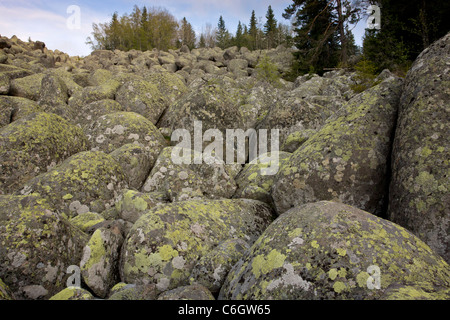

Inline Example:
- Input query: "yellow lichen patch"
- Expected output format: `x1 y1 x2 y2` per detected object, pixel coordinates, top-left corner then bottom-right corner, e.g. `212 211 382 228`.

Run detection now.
251 249 286 278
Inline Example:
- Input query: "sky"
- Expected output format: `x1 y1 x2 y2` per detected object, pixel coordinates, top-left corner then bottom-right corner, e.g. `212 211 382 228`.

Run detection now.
0 0 367 57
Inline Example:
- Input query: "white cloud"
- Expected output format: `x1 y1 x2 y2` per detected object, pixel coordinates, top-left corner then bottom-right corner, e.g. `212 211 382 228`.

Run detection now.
0 3 109 57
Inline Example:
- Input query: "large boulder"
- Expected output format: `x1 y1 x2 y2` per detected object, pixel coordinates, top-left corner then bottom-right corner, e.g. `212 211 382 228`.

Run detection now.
120 199 274 291
9 73 45 101
17 151 127 217
272 77 403 216
110 143 161 190
141 147 238 201
49 287 95 300
157 284 215 300
115 79 168 125
388 33 450 262
0 112 88 194
145 72 187 104
84 111 167 155
189 239 250 295
0 96 42 127
219 201 450 300
158 77 245 135
0 194 88 300
74 99 124 129
80 227 124 298
233 152 291 206
37 74 72 119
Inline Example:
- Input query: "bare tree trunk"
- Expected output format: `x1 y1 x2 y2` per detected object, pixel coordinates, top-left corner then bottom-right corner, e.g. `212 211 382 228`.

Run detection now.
336 0 347 67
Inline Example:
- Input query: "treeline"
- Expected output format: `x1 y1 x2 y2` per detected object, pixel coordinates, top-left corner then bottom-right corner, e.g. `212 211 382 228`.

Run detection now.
86 1 450 77
204 7 294 50
86 5 293 52
284 0 450 76
362 0 450 74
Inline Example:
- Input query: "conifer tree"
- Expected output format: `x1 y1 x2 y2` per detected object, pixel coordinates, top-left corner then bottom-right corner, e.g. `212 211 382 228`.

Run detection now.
216 15 230 49
264 5 278 48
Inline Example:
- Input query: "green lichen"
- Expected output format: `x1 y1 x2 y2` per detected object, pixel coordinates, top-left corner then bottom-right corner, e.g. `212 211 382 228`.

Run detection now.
49 287 94 300
83 229 106 269
252 250 286 278
0 112 88 194
70 212 105 232
220 201 450 300
121 199 274 290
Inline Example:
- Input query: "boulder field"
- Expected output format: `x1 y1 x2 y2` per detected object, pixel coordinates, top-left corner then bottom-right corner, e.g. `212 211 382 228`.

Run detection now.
0 33 449 300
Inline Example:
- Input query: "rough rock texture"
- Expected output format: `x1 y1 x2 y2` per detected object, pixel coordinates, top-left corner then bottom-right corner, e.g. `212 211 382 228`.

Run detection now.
108 283 159 300
219 201 450 300
74 99 124 129
157 284 215 300
49 287 95 300
115 79 168 125
0 195 88 300
1 34 449 300
0 112 88 194
9 73 45 101
110 143 160 190
120 199 274 291
84 111 167 155
233 152 291 206
114 189 168 224
189 239 250 294
158 77 245 134
141 147 238 201
0 96 42 126
272 77 403 216
80 227 124 298
0 279 13 300
70 212 105 233
388 33 450 262
17 151 127 217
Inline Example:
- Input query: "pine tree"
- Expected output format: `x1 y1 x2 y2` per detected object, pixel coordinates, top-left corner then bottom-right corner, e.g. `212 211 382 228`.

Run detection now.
362 0 450 74
264 5 278 48
199 34 206 48
179 17 196 49
216 15 230 49
249 10 258 50
235 21 244 48
283 0 363 74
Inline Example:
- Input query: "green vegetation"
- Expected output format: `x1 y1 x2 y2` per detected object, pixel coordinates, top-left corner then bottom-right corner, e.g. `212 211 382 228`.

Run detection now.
350 58 380 93
87 5 293 52
255 55 281 85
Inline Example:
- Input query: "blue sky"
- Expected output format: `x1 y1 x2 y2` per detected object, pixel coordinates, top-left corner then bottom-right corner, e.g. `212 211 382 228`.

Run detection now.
0 0 367 57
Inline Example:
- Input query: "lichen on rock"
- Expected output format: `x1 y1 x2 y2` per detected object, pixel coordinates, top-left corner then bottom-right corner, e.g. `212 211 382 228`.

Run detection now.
219 201 450 300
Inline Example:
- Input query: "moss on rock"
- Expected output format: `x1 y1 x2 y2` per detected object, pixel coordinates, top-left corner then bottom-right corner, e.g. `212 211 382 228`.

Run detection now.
84 111 167 155
114 189 168 223
0 112 88 194
157 284 215 300
120 199 274 291
0 96 42 125
388 33 450 262
189 239 250 294
141 147 237 201
9 73 45 101
219 201 450 300
0 194 88 300
272 77 403 216
233 152 291 206
115 79 168 125
17 151 127 217
80 227 124 298
70 212 105 233
49 287 94 300
0 278 13 300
